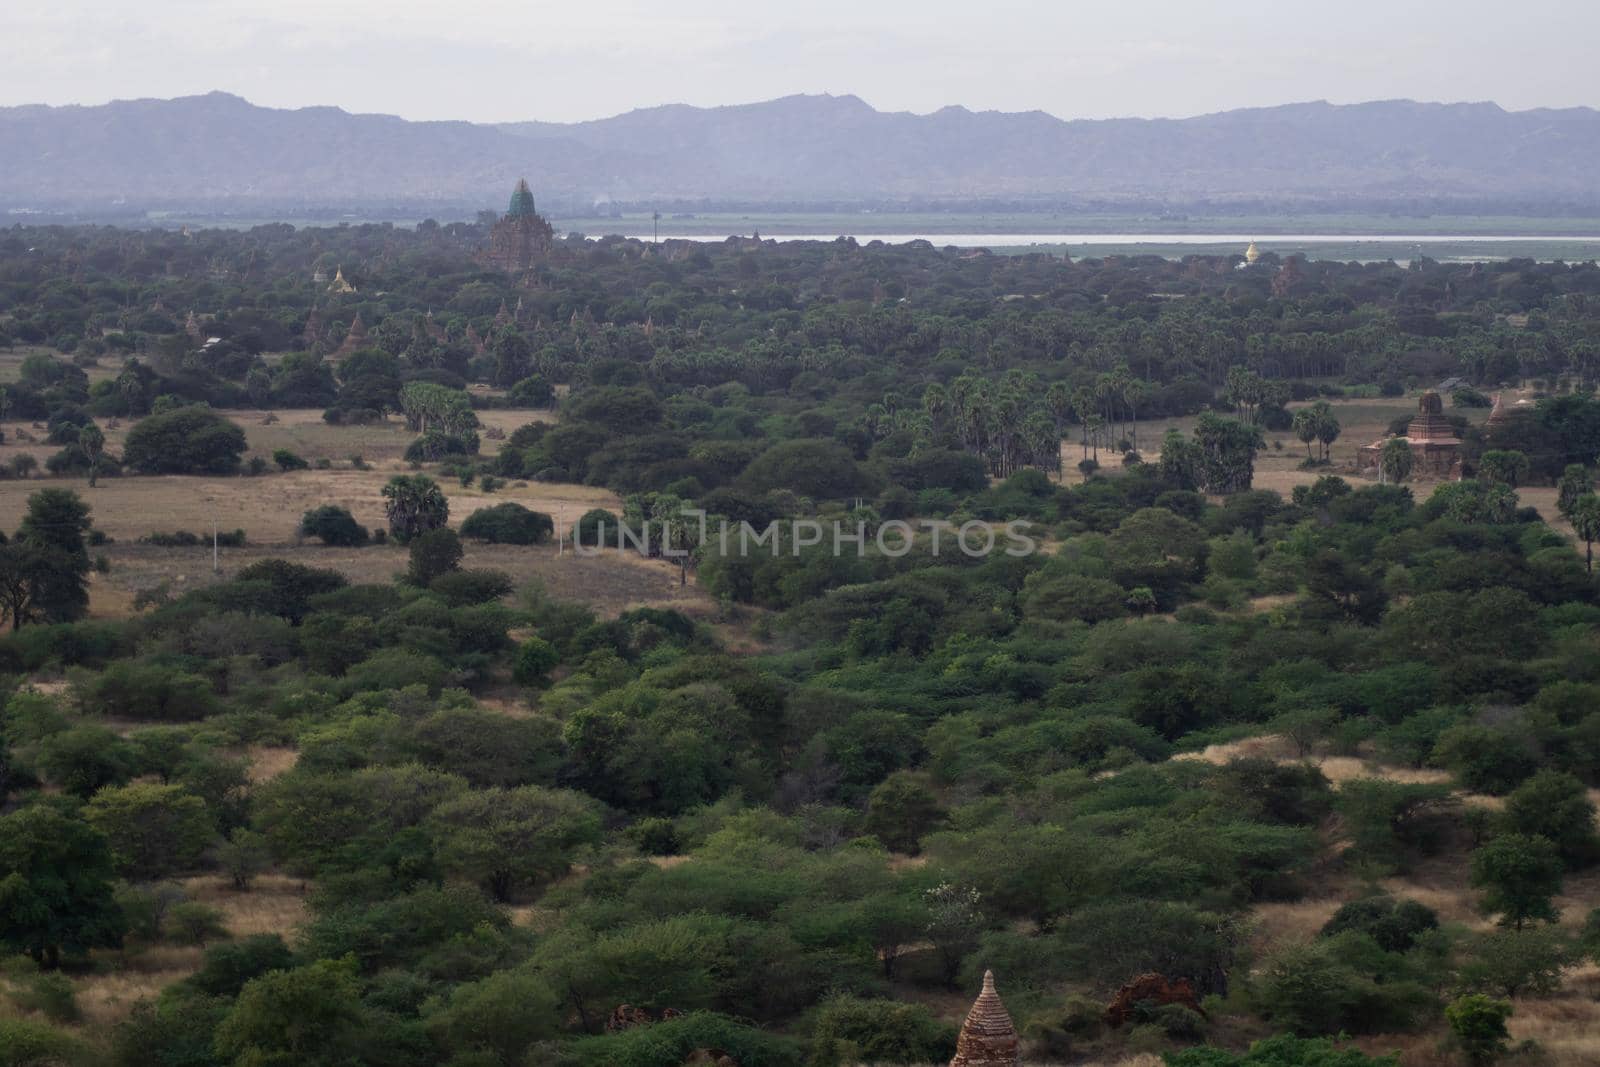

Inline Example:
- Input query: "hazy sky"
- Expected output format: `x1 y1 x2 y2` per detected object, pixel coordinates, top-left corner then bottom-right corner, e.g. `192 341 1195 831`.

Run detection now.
6 0 1597 123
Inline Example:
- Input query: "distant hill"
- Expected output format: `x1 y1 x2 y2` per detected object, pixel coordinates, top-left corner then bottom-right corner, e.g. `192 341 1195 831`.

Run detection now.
3 91 1599 216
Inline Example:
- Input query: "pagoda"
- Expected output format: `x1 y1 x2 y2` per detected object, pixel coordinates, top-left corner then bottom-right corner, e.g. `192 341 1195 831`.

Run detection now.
479 179 555 272
949 971 1020 1067
1357 391 1462 479
334 312 369 358
1486 390 1522 433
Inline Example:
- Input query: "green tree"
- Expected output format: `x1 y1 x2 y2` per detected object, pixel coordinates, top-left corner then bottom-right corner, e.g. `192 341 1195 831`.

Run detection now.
1445 994 1513 1066
213 957 363 1067
9 488 94 627
1504 770 1599 868
1379 437 1413 485
77 422 105 488
1193 413 1265 494
427 785 602 901
1570 493 1600 574
85 782 214 880
864 771 946 855
1471 834 1564 929
1478 450 1531 488
35 724 136 798
406 526 463 587
1457 926 1574 998
1556 463 1592 520
298 504 369 546
425 969 560 1067
381 474 448 544
0 805 125 967
122 406 247 474
512 636 559 687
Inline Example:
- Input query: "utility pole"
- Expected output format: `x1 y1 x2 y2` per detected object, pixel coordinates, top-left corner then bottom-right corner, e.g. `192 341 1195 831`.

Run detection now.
212 519 219 574
652 211 660 245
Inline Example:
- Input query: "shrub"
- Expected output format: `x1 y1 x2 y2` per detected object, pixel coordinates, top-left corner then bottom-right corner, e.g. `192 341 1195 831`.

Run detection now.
460 502 554 545
186 935 295 998
407 527 463 587
573 508 621 548
512 637 559 686
85 782 214 880
808 994 956 1065
7 970 80 1022
1320 895 1439 953
167 902 229 947
428 569 514 606
404 431 479 463
1446 994 1512 1066
299 505 370 547
272 448 309 471
0 1018 93 1066
122 407 248 474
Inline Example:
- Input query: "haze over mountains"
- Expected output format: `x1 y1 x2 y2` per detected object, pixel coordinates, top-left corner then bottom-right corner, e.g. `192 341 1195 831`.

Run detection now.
3 91 1599 218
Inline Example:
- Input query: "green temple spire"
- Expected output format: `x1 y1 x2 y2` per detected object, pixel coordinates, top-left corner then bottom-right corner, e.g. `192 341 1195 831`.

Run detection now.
507 179 537 218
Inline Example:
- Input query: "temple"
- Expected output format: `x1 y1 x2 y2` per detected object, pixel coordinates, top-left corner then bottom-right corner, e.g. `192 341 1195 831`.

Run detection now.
1357 391 1462 479
949 971 1020 1067
479 179 555 271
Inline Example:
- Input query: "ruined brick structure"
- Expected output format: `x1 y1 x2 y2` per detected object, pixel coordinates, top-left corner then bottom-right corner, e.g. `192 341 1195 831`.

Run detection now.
1357 390 1462 480
479 178 555 272
1104 973 1206 1028
949 970 1019 1067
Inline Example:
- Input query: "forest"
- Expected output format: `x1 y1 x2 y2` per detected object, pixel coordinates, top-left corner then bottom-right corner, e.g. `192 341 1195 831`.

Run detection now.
1 221 1600 1067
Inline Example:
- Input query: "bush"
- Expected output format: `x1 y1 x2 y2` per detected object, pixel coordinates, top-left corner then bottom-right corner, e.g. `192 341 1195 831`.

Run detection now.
139 529 247 547
512 637 559 686
1446 994 1512 1066
460 502 554 545
1320 895 1439 953
428 569 514 606
299 505 370 547
808 994 956 1065
562 1011 802 1067
0 1017 93 1066
167 902 229 947
572 508 621 548
122 406 248 474
7 970 79 1023
272 448 309 471
185 934 295 997
404 430 479 463
407 527 463 587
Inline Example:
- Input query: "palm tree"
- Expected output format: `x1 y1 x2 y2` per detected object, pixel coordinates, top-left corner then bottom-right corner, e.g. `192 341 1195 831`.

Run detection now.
1570 493 1600 574
1379 438 1413 486
1292 408 1318 461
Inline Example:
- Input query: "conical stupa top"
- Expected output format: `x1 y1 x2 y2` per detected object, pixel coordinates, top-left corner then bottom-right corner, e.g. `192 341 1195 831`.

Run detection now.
1245 240 1261 264
949 970 1019 1066
508 179 537 218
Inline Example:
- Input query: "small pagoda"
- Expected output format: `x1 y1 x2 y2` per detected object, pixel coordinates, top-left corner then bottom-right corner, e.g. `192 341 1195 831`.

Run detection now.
1357 391 1462 479
479 179 555 272
949 971 1020 1067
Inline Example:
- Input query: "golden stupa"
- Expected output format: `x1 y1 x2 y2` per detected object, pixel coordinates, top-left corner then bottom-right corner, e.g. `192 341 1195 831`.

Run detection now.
1244 240 1261 264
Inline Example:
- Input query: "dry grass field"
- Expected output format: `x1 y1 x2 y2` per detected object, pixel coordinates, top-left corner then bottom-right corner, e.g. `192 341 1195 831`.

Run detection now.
0 418 719 620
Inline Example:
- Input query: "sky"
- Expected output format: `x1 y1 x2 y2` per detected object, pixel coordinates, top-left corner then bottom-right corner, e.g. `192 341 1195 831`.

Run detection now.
5 0 1597 124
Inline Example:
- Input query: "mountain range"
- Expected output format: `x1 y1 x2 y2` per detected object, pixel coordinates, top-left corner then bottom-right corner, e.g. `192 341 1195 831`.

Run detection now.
3 92 1599 217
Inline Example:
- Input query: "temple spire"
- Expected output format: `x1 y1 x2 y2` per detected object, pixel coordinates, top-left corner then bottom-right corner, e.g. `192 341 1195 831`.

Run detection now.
949 970 1019 1067
507 178 537 218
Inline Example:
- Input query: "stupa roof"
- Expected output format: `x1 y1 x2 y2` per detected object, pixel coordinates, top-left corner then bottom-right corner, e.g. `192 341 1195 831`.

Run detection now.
949 971 1019 1067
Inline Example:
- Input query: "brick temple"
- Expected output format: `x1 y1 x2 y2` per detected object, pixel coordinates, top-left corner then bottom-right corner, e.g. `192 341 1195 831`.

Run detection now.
1357 390 1462 480
479 178 555 271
